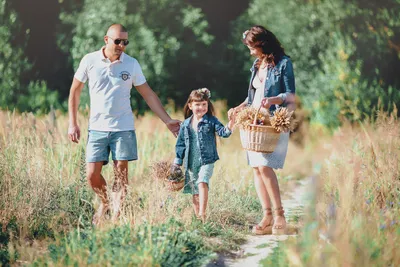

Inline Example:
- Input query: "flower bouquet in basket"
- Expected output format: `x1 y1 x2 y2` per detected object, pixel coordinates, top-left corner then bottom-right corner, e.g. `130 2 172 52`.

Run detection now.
149 161 185 192
235 106 294 153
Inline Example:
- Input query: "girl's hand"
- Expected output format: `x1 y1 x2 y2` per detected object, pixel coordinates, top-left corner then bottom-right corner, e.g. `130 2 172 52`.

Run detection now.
227 119 235 131
261 98 271 109
166 119 181 137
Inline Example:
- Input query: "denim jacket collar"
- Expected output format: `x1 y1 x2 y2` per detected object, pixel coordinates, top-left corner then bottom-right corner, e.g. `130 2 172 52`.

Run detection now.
182 114 211 127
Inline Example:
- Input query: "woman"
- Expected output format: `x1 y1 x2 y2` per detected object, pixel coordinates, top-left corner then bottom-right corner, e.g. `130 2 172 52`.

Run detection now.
229 25 296 235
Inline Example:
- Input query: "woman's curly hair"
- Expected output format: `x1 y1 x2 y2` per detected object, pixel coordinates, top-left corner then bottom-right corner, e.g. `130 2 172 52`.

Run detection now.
242 25 287 68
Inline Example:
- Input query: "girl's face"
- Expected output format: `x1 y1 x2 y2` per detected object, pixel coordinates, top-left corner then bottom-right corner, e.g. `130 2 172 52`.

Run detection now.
189 100 208 119
247 45 263 58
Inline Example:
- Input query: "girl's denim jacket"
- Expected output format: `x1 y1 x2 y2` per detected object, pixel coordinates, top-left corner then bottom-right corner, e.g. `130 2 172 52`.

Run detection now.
173 114 232 169
247 55 296 113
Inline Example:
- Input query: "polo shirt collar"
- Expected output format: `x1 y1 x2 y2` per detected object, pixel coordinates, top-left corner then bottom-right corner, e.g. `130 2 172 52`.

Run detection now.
99 46 125 63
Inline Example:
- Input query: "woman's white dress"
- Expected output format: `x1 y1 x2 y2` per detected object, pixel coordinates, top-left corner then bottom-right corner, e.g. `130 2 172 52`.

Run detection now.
246 68 290 169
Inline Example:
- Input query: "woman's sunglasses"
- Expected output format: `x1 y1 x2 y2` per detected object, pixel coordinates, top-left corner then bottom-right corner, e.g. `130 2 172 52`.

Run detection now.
107 36 129 46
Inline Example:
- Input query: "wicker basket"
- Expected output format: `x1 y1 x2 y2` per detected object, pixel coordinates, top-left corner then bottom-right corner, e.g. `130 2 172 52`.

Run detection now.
165 179 185 192
239 106 281 153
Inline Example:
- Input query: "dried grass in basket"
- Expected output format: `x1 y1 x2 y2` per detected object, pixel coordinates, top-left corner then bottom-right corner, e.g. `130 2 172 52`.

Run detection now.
236 106 293 153
149 160 185 192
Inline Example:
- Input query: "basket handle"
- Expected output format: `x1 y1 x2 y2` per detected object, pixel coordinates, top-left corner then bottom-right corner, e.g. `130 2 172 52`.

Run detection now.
253 105 262 125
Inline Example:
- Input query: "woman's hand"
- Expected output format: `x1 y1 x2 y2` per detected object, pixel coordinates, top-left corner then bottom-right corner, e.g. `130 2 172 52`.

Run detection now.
228 108 236 120
261 98 271 109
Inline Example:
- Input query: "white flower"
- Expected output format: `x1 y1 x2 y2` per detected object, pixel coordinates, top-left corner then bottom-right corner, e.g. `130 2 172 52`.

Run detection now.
197 88 211 98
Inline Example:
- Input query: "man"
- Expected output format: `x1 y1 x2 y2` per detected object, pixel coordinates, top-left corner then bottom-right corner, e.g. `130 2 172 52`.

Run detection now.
68 24 180 225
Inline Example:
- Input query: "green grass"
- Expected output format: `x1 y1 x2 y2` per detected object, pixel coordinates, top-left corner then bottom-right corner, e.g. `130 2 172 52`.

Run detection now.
255 243 270 249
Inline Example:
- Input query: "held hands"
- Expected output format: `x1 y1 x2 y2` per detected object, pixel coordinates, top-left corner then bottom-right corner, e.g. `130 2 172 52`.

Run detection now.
227 108 238 131
68 125 81 143
166 119 181 137
228 106 243 120
228 108 236 121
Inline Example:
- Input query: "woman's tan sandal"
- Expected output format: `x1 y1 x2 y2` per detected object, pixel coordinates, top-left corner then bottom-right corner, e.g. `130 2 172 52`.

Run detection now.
252 208 273 235
272 207 287 235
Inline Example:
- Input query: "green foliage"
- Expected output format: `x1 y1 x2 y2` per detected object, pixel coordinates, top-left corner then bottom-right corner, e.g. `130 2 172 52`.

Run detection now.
0 0 62 114
260 239 292 267
35 219 212 266
0 218 19 266
0 0 30 110
230 0 400 127
58 0 214 114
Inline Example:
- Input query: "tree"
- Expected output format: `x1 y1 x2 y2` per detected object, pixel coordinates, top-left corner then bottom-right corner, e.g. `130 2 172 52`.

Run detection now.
0 0 60 114
229 0 400 127
58 0 214 114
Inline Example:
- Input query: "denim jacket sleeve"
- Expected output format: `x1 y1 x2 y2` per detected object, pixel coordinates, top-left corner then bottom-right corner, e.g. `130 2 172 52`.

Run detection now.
173 125 185 166
277 58 296 105
213 117 232 138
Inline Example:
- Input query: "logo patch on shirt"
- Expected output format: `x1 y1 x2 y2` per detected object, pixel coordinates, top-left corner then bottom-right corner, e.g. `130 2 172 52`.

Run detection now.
120 71 131 81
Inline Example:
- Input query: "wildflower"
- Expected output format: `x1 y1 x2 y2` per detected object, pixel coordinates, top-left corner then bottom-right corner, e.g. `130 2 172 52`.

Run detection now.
197 88 211 98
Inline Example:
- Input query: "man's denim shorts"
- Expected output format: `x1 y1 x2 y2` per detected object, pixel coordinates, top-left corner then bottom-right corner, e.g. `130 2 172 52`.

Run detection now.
86 130 138 165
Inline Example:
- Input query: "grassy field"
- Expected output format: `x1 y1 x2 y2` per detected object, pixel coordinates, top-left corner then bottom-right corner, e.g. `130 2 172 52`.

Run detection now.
262 109 400 267
0 101 310 266
1 102 397 266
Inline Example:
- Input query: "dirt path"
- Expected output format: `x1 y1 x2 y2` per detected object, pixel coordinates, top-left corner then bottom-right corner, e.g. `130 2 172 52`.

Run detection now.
206 178 312 267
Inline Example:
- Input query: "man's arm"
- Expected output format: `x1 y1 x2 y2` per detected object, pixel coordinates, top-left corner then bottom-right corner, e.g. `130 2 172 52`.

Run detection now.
135 82 180 136
68 78 85 143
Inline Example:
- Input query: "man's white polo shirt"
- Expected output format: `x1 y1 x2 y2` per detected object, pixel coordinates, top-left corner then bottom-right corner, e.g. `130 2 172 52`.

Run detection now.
74 47 146 131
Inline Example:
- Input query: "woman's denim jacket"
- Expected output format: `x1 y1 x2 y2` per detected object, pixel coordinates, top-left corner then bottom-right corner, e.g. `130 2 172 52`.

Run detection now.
173 114 232 169
247 55 296 113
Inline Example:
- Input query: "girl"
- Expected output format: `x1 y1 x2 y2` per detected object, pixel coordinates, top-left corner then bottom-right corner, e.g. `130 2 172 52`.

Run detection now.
173 88 235 222
229 26 296 235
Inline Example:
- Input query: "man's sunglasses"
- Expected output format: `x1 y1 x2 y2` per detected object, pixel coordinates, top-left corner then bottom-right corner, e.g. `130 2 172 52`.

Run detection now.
108 36 129 46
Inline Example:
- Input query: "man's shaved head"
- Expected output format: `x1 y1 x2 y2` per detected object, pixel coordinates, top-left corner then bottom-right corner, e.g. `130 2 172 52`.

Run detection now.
104 24 129 59
106 24 128 36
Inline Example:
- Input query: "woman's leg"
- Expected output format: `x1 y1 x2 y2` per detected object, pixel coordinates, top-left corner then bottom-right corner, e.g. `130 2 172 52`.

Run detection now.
253 168 273 231
259 166 286 233
198 182 208 222
192 194 200 217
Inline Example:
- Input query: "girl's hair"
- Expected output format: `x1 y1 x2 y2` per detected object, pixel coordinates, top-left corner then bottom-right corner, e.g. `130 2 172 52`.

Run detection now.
242 25 286 68
183 88 215 119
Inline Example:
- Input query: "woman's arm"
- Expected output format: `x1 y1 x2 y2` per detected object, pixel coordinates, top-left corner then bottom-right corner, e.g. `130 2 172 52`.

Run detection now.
278 59 296 111
262 59 296 111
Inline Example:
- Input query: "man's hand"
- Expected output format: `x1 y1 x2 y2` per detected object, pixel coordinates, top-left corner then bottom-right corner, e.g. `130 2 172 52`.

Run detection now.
166 119 181 137
68 125 81 143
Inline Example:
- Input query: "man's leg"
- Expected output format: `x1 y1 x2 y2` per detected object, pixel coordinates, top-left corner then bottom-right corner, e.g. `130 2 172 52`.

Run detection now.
87 162 108 225
109 130 137 221
111 160 128 221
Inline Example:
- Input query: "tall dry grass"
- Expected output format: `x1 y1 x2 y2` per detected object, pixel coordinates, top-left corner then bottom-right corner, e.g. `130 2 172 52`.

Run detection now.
0 101 307 264
283 109 400 266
